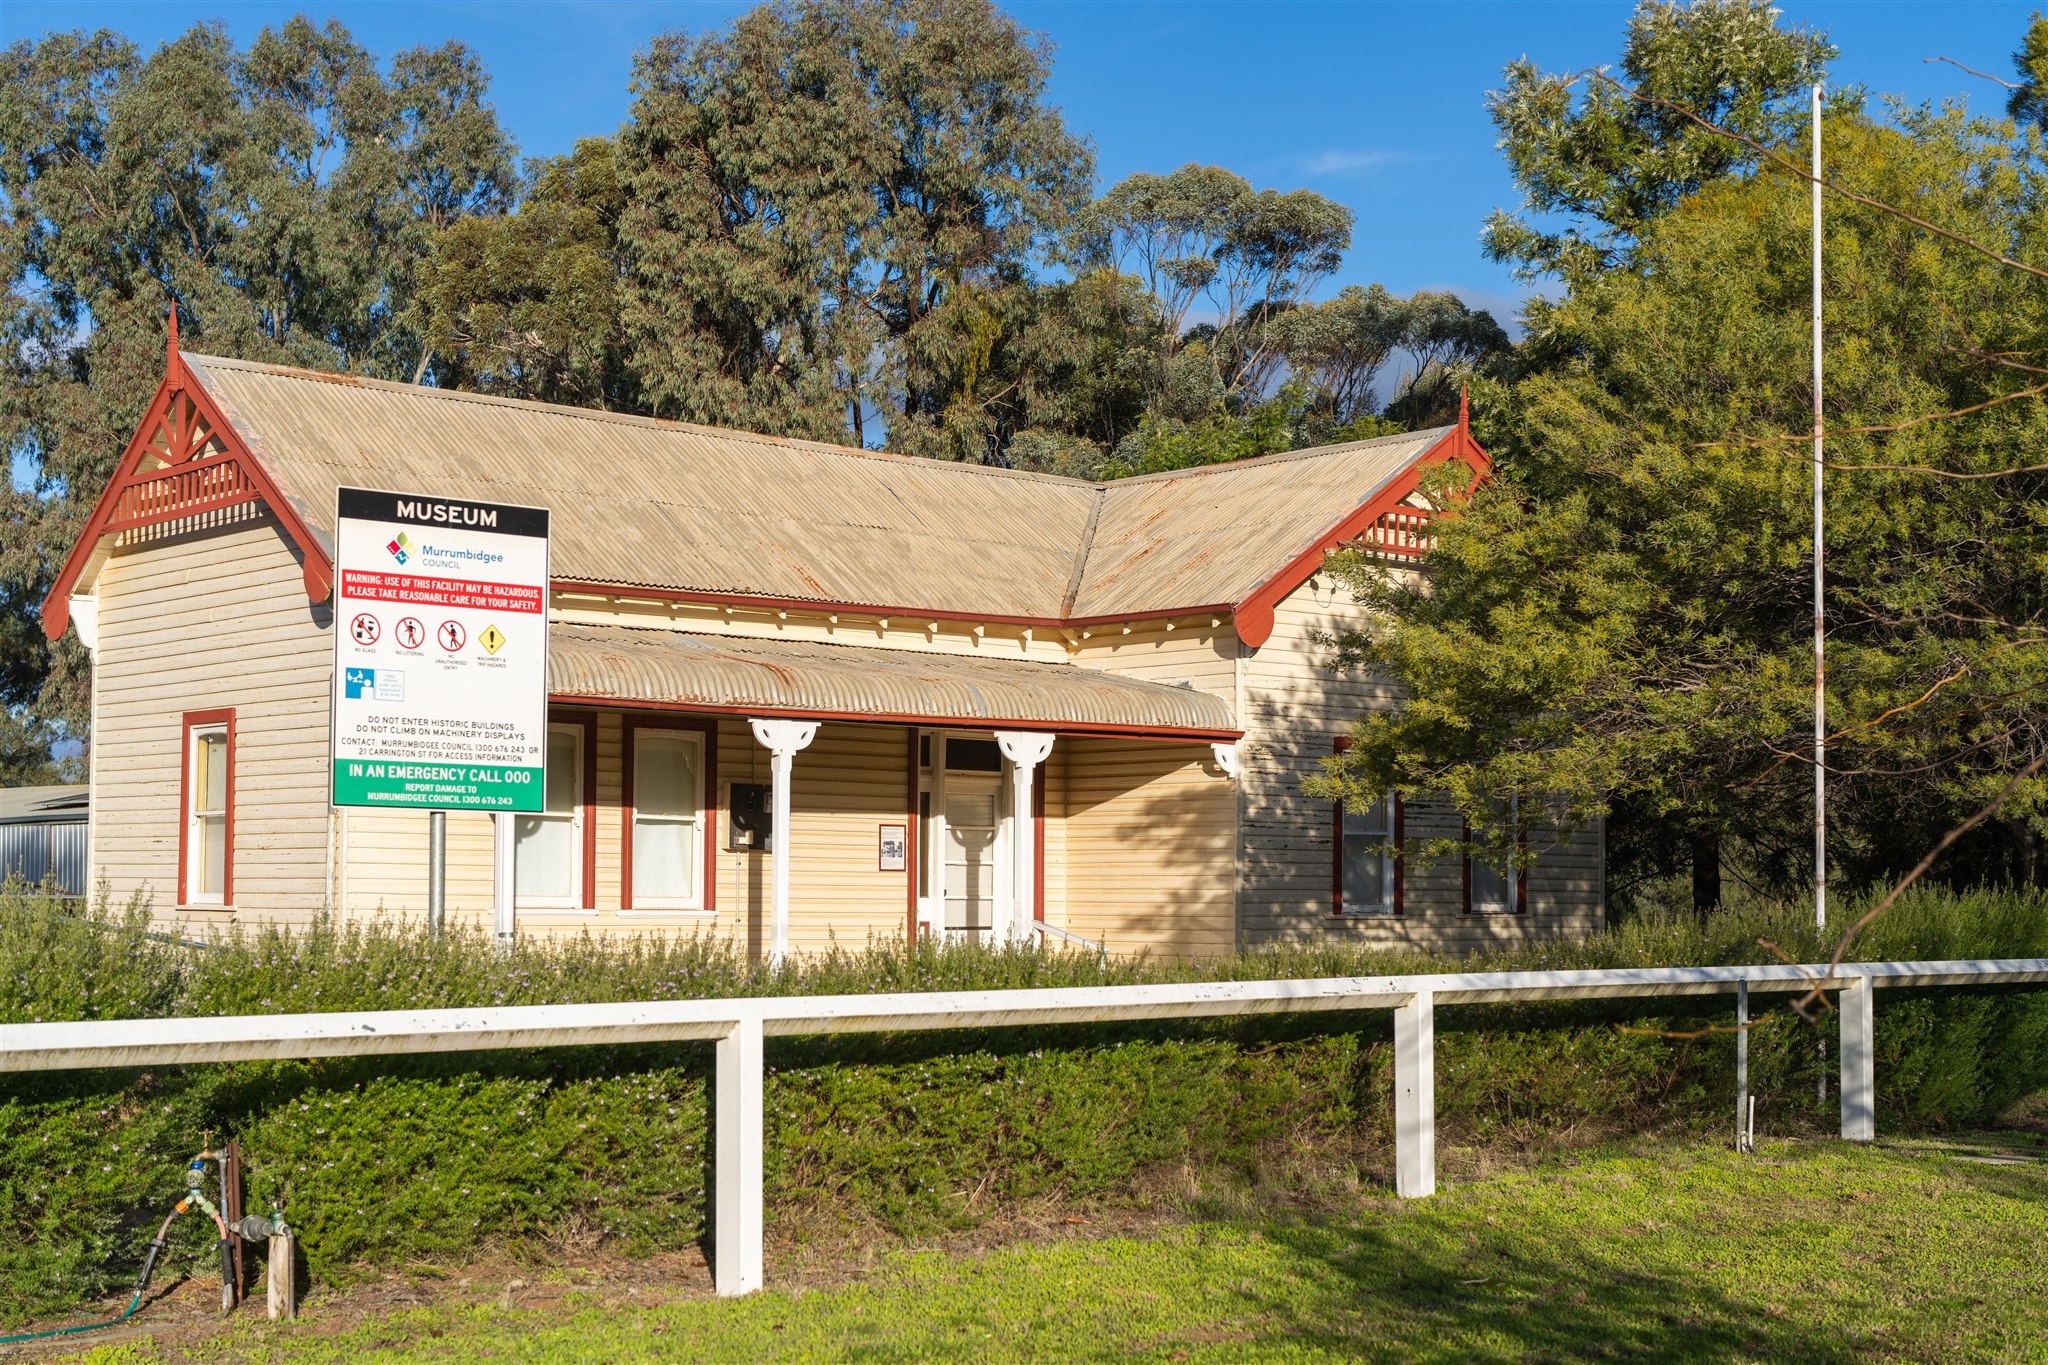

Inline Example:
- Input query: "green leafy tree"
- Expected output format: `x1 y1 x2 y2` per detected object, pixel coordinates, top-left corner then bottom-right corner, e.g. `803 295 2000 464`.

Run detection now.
1076 164 1352 414
411 137 637 409
1317 104 2048 909
1380 291 1513 428
1483 0 1833 287
0 20 515 768
618 0 1092 450
2007 14 2048 130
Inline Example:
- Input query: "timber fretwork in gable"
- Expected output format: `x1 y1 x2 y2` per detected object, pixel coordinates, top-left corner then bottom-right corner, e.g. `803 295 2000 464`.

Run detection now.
105 383 250 535
39 308 336 641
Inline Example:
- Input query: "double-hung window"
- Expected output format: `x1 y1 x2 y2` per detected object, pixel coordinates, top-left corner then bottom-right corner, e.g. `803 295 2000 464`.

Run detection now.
1337 790 1401 916
629 728 704 909
1332 736 1400 916
514 723 585 907
181 710 234 907
1465 797 1524 915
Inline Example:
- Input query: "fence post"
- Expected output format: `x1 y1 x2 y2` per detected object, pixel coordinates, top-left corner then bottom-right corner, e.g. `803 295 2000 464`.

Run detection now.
714 1015 765 1296
1838 973 1874 1142
1734 979 1749 1152
1394 989 1436 1198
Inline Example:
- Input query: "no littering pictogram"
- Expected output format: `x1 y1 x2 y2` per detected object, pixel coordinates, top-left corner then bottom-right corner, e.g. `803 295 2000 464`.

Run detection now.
395 616 425 650
438 620 467 652
350 613 380 646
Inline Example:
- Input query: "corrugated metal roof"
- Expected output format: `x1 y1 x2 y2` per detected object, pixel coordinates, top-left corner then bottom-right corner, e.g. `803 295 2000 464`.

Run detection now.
183 352 1448 622
1070 430 1442 618
0 785 89 824
547 625 1238 736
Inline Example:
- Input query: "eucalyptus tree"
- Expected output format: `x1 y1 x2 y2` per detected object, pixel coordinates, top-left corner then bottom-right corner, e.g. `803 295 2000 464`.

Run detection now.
617 0 1092 449
0 19 515 763
1075 164 1352 413
410 137 638 410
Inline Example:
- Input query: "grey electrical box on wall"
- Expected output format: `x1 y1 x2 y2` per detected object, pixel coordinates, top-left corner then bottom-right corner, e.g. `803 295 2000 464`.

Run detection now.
728 782 773 852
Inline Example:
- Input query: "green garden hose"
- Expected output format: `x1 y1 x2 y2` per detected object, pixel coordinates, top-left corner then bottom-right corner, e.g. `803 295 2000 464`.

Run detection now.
0 1201 191 1345
0 1288 148 1346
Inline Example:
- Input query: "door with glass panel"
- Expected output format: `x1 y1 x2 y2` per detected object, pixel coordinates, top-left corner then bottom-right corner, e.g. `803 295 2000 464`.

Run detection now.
942 772 1001 937
514 724 584 906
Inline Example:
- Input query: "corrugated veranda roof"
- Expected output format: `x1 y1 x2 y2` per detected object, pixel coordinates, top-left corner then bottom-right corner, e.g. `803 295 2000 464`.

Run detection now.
547 624 1238 736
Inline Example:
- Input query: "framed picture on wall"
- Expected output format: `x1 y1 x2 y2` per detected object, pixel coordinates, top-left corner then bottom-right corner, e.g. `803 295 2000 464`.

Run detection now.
878 823 907 872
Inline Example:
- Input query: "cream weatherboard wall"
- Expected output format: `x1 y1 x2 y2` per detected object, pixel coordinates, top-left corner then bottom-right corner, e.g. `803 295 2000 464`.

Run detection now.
1052 737 1236 957
79 513 1601 959
1237 569 1605 949
90 509 334 926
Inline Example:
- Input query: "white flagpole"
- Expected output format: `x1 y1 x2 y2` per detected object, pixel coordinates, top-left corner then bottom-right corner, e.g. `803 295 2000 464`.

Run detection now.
1811 82 1827 934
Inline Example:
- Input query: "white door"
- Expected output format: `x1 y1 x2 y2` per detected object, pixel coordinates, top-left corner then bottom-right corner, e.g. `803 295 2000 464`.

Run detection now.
943 773 1002 938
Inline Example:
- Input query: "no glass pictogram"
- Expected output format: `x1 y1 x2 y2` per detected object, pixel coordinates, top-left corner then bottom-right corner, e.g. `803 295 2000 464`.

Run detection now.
350 613 380 646
438 620 467 653
395 616 425 650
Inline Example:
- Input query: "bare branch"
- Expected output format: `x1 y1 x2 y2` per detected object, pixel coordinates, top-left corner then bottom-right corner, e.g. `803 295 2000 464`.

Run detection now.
1924 56 2022 91
1785 747 2048 1017
1693 378 2048 453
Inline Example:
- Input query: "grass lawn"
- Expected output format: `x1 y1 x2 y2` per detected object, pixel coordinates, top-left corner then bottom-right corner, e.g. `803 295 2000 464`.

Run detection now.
55 1134 2048 1363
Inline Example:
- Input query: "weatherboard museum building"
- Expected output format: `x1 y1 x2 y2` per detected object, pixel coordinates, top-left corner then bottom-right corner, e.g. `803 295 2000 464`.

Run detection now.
42 337 1604 958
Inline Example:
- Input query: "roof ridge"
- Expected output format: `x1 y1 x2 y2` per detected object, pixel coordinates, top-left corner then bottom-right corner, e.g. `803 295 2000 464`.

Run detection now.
1059 491 1107 616
179 351 1102 492
1089 426 1452 489
183 351 1448 497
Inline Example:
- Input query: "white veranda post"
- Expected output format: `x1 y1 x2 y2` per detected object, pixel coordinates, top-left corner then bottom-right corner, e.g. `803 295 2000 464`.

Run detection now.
748 718 818 966
994 731 1055 944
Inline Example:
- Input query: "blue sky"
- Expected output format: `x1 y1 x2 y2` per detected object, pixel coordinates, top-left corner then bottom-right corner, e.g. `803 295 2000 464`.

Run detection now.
1 0 2037 325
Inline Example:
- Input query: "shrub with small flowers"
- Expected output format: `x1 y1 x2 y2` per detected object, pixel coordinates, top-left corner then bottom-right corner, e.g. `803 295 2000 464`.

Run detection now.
2 880 2044 1325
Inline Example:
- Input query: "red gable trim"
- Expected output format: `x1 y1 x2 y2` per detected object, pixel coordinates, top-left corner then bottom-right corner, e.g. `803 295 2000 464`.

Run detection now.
40 342 335 642
1230 424 1490 648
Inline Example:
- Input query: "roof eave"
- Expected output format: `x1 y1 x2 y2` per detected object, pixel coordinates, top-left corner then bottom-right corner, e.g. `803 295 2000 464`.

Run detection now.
1229 422 1490 649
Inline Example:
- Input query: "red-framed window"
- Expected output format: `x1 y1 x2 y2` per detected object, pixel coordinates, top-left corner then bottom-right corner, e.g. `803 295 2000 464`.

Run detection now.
1463 800 1527 915
622 714 718 913
513 711 597 910
179 708 235 908
1332 736 1402 917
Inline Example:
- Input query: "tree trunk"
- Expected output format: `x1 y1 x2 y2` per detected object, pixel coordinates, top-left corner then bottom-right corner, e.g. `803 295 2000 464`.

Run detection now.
1690 832 1722 916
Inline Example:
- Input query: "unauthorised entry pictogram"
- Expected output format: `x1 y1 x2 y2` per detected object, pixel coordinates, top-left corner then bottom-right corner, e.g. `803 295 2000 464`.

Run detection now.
395 616 425 650
350 612 380 645
438 620 466 652
479 623 506 655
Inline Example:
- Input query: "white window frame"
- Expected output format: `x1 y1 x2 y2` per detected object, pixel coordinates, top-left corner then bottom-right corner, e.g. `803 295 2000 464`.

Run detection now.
630 726 706 911
515 721 586 910
1466 795 1524 915
184 721 230 907
1338 791 1399 917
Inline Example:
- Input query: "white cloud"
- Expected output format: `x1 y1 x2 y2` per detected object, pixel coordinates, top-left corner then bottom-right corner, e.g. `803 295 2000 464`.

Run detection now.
1298 148 1407 177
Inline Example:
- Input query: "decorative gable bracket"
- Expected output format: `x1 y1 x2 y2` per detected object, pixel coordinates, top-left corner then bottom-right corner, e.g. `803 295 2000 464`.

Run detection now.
1229 394 1491 648
40 311 335 641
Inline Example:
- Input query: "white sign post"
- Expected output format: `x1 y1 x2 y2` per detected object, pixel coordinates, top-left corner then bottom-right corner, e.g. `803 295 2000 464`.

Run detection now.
330 488 550 938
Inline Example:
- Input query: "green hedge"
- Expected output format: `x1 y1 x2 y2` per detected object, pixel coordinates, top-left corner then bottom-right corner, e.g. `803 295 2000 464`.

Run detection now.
2 884 2045 1324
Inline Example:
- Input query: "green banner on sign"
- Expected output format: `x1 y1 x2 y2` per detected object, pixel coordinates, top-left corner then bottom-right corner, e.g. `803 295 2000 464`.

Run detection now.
331 760 544 812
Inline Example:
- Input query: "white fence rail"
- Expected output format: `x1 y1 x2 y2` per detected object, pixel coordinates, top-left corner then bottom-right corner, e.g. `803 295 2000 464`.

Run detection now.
6 958 2046 1297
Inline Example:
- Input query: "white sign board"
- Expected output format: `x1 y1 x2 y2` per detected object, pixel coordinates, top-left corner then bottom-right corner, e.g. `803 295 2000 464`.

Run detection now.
330 487 550 812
